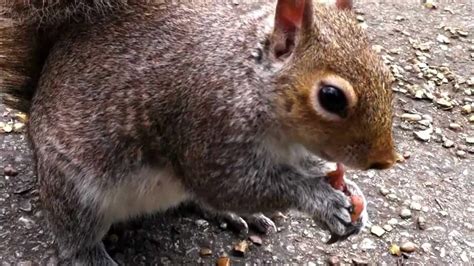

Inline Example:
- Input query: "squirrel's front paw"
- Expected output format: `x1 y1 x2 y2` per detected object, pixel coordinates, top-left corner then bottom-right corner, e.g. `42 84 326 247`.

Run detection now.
312 182 364 244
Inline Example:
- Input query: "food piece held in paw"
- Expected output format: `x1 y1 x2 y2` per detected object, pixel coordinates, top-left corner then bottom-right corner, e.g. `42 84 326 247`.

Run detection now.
325 162 347 193
350 195 364 222
326 163 365 222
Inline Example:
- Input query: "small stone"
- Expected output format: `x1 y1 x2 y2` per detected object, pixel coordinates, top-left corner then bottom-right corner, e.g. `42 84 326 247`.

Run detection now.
421 243 432 252
403 151 411 159
370 225 386 237
233 240 248 256
195 219 209 227
460 251 469 262
410 202 422 211
216 257 230 266
379 187 390 196
3 165 18 176
386 193 398 201
456 150 467 158
18 216 35 229
435 98 453 108
469 115 474 123
389 244 402 256
383 224 394 232
248 235 262 246
436 34 450 44
439 210 448 217
401 113 422 121
414 128 432 142
400 242 417 253
395 15 405 21
443 139 455 148
352 257 369 266
388 218 399 225
457 30 469 37
449 123 461 130
462 104 473 114
19 201 32 212
199 248 212 257
418 216 427 230
440 247 446 257
466 137 474 145
400 208 412 219
327 255 340 265
359 238 376 250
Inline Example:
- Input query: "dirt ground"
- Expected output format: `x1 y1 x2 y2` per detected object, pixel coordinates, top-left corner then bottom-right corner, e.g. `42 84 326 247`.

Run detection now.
0 1 473 265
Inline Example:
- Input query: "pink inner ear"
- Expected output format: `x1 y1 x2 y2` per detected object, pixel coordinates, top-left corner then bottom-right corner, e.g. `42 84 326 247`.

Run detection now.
275 0 306 30
335 0 353 10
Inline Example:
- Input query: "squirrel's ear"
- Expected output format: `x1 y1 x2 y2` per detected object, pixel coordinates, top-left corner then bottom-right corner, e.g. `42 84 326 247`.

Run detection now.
271 0 313 59
335 0 353 10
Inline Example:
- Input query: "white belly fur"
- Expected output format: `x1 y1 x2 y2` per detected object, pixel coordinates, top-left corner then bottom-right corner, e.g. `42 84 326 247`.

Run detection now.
96 165 190 224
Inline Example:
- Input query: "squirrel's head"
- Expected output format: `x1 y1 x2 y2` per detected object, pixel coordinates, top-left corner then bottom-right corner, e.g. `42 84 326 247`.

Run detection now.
268 0 396 170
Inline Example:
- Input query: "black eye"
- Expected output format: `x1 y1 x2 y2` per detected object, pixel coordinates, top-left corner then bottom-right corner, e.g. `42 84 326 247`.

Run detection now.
318 85 348 117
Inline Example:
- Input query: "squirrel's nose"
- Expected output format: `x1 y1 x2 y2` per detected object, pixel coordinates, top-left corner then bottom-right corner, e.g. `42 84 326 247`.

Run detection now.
366 146 396 170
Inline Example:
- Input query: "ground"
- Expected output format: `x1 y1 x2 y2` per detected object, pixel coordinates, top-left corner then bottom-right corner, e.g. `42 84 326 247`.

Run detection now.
0 1 473 265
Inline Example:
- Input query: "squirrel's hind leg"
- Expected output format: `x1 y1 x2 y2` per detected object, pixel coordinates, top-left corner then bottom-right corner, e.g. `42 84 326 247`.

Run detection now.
36 156 117 265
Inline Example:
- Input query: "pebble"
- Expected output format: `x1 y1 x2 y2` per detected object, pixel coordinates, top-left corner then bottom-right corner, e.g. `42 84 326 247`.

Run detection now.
418 216 427 230
414 128 432 142
359 238 376 250
421 243 432 252
469 115 474 122
19 201 32 212
443 139 455 148
435 98 453 108
440 247 446 257
449 123 461 130
383 224 394 232
379 187 390 196
436 34 451 44
466 137 474 145
370 225 386 237
386 193 398 201
233 241 248 256
388 218 399 225
352 257 369 266
410 202 422 211
462 104 472 114
460 251 469 262
3 165 19 176
401 113 422 121
400 208 412 219
18 216 35 229
400 241 417 253
199 248 212 257
440 210 449 217
456 150 467 158
195 219 209 227
327 256 340 265
216 257 230 266
248 235 262 246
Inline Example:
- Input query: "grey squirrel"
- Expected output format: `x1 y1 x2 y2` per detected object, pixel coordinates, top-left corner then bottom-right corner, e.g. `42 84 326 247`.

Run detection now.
1 0 397 265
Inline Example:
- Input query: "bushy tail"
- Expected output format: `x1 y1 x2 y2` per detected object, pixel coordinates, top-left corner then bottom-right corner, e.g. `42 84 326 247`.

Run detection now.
0 1 130 113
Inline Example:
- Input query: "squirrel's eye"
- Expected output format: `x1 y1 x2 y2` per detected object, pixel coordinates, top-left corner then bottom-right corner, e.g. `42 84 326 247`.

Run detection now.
318 85 348 117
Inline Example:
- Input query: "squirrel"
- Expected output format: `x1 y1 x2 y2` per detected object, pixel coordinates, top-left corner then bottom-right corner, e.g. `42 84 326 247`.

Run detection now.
0 0 397 265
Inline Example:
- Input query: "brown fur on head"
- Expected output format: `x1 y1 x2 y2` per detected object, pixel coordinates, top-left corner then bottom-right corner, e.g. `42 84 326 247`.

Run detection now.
270 0 396 170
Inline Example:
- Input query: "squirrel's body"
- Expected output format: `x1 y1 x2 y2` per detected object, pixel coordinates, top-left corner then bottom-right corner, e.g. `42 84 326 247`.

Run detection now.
2 0 396 264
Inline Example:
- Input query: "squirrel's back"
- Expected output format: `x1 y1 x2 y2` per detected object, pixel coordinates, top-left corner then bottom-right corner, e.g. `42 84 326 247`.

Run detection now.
0 0 132 112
